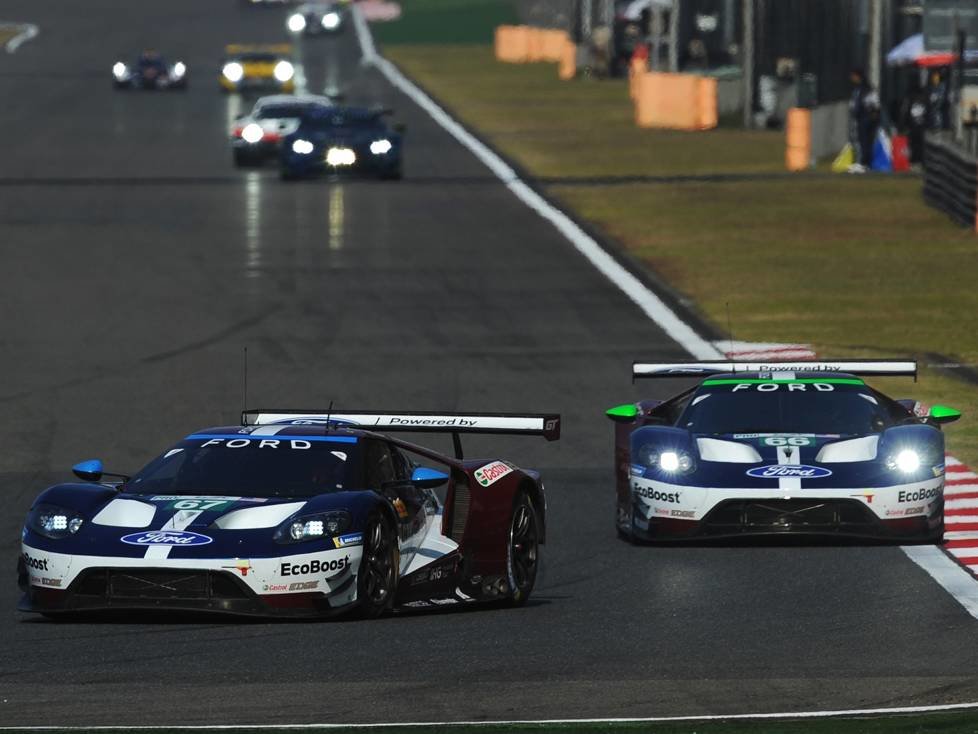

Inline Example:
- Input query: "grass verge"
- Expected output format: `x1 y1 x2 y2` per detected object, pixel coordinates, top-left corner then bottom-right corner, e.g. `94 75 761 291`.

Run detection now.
372 1 518 46
385 44 978 467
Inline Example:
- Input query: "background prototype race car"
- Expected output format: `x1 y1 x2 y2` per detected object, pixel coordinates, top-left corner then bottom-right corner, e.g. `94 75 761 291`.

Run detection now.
18 410 559 619
606 360 960 543
112 52 187 90
280 105 404 180
287 3 346 34
231 94 333 166
220 45 295 93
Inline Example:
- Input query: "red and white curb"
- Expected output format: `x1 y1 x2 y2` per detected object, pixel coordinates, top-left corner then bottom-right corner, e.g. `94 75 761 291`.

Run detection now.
942 456 978 572
713 341 816 361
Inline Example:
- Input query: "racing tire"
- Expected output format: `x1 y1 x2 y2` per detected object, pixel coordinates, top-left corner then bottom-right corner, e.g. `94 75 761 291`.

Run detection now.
505 492 540 606
233 149 261 168
356 513 399 619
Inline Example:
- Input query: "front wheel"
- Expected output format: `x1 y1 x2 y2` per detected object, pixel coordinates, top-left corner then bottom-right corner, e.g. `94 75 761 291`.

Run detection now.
356 514 399 618
506 492 540 606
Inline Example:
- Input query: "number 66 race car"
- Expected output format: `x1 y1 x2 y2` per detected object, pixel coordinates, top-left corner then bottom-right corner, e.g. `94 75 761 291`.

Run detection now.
18 410 559 619
606 360 960 543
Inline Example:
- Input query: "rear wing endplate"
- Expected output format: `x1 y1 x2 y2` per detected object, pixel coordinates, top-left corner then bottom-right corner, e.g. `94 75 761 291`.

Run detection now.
242 410 560 458
632 360 917 380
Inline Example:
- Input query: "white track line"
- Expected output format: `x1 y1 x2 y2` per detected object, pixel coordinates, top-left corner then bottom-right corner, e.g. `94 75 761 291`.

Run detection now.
352 0 978 627
6 700 978 730
2 22 38 53
352 7 721 360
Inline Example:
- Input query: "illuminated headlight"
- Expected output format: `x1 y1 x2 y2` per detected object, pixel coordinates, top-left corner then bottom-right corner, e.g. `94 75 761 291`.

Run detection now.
28 504 84 540
322 12 341 29
274 511 351 543
638 445 694 474
242 123 265 144
171 61 186 78
273 60 295 82
287 13 307 32
326 147 356 166
291 138 314 155
112 62 128 80
370 138 393 155
222 62 244 82
887 449 921 474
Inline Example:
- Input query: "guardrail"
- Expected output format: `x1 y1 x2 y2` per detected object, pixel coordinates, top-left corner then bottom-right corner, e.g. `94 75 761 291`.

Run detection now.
923 133 978 232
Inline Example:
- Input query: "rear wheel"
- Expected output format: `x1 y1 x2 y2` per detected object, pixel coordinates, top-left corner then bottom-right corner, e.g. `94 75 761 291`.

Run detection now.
506 492 539 606
356 514 399 618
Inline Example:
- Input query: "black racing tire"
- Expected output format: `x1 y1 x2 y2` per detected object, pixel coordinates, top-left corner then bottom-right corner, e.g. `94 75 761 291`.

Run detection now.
505 491 540 606
233 149 261 168
355 513 399 619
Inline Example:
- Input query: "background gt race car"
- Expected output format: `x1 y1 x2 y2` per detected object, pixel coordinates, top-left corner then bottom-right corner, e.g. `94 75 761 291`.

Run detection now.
220 45 295 93
287 3 346 34
606 360 960 543
112 52 187 90
231 94 333 166
280 105 404 180
18 410 559 619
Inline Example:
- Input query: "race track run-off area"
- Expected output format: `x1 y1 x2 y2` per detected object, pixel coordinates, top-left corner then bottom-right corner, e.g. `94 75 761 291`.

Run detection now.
3 0 978 727
944 458 978 575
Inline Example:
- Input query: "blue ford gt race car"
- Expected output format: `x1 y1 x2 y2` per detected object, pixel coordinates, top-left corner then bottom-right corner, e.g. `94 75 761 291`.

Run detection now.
18 410 559 619
280 105 404 180
607 360 960 543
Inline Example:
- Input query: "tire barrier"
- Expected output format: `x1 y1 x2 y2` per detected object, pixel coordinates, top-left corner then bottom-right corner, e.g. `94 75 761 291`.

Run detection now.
923 133 978 232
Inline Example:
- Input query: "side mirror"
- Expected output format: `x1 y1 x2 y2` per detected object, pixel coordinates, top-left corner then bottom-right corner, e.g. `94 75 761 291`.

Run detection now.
929 405 962 424
411 466 450 489
73 459 104 482
606 403 638 423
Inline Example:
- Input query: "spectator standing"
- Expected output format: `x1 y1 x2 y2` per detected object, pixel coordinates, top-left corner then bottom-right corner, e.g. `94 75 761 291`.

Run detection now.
926 69 950 130
848 68 880 172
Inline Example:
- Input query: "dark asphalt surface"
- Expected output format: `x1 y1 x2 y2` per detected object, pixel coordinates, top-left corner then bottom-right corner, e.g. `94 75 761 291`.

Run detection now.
1 1 977 726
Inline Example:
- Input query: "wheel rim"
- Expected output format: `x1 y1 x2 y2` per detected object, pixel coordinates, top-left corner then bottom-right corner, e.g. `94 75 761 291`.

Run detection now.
509 502 538 591
363 519 394 605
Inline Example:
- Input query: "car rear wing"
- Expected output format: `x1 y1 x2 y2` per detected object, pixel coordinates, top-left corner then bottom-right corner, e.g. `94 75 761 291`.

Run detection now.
225 44 293 55
632 360 918 380
241 410 560 458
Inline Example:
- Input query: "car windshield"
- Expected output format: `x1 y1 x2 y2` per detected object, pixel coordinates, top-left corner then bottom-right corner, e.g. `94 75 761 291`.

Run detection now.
257 104 319 119
237 53 280 63
123 435 361 498
678 380 895 436
305 112 378 130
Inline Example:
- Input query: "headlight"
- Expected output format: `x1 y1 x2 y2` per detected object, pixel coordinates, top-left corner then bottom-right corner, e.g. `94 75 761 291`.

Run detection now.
292 138 314 154
886 449 921 473
28 504 84 540
172 61 186 78
326 147 356 166
241 123 264 144
273 60 295 82
274 511 351 544
370 138 393 155
637 445 694 474
287 13 307 32
322 12 341 29
222 62 244 82
112 62 128 80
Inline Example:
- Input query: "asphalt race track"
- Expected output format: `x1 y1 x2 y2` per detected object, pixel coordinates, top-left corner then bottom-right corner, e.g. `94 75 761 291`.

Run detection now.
2 1 978 726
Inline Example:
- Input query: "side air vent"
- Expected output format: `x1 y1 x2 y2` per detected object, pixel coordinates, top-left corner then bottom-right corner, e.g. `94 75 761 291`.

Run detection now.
451 480 470 542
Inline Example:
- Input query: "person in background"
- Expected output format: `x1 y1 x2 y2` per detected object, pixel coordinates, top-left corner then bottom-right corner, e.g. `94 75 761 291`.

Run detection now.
926 69 950 130
848 68 880 172
900 81 928 165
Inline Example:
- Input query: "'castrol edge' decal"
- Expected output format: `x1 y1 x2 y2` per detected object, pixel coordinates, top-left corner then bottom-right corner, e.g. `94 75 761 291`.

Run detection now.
475 461 513 487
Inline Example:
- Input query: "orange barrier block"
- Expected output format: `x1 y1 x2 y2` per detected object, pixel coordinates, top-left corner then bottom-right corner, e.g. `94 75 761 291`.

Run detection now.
696 77 718 130
542 30 569 62
628 57 646 101
635 72 716 131
785 107 812 171
495 25 531 63
526 27 545 63
558 38 576 80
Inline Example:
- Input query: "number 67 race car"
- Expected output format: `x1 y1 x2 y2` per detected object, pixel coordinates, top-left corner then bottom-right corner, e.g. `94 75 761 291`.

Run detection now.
18 410 559 619
606 360 960 543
